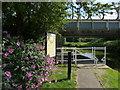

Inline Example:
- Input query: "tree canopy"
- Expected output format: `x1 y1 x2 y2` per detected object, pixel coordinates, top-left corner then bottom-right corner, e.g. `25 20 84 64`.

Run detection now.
2 2 68 40
68 1 120 20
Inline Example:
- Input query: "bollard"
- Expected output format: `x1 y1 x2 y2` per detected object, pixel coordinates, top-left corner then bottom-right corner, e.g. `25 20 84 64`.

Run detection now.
68 52 71 80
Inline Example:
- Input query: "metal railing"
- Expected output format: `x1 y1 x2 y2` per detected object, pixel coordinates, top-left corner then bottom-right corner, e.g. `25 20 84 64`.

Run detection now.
56 47 106 65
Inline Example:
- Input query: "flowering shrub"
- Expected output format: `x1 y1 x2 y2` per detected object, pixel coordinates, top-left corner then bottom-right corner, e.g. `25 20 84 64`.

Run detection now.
2 31 57 89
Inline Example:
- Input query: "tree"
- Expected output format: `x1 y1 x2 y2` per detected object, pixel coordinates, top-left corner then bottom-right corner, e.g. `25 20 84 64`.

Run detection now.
69 1 118 20
112 2 120 20
2 2 68 40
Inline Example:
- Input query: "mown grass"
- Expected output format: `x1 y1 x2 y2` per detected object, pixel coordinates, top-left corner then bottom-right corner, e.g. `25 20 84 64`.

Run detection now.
39 65 78 88
95 68 120 89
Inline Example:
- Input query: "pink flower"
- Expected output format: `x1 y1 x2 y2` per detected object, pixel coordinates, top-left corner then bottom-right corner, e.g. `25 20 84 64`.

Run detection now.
30 65 36 69
52 68 57 71
4 52 9 57
36 46 39 50
34 75 37 77
30 56 34 59
17 85 22 88
33 43 36 45
38 83 42 86
27 71 32 78
2 64 7 68
5 71 11 76
26 82 30 85
46 55 50 58
50 58 54 61
43 58 47 61
44 73 49 77
21 44 25 47
5 71 12 79
49 81 51 83
42 68 45 70
39 80 43 84
23 68 26 71
27 73 32 78
30 60 35 62
58 72 62 74
55 79 58 82
39 56 43 58
33 85 38 88
47 60 53 64
3 31 8 34
29 77 33 80
40 78 44 81
8 49 14 54
49 65 52 69
7 35 11 38
40 46 45 50
16 42 20 46
24 57 29 60
40 74 43 76
29 71 33 73
42 46 45 49
45 78 50 81
26 88 32 90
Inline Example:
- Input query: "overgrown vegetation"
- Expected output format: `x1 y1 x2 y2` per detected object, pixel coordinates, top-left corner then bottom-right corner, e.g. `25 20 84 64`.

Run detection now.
64 38 120 53
94 68 120 89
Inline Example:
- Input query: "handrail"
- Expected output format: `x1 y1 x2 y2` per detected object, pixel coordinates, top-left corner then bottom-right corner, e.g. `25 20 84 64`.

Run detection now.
57 47 92 49
56 47 106 65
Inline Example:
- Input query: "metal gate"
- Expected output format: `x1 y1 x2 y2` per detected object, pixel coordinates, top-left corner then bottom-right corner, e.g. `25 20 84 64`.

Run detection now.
56 47 106 65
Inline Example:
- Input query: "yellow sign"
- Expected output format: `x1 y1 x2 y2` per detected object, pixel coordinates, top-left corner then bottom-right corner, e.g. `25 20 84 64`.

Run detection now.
47 33 56 57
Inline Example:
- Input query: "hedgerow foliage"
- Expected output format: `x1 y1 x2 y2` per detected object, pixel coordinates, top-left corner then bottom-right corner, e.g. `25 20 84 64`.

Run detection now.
2 31 57 89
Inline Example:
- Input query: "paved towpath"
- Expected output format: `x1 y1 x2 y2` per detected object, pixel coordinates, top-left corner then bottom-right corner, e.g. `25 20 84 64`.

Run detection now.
76 64 108 89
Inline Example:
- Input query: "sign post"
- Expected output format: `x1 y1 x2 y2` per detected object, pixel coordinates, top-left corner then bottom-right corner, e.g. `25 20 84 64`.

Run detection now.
46 32 56 57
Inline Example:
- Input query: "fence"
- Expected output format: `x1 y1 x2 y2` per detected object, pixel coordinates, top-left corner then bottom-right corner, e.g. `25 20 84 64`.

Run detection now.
56 47 106 65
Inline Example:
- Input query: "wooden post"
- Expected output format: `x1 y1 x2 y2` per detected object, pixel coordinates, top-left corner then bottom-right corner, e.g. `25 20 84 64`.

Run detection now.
68 52 71 80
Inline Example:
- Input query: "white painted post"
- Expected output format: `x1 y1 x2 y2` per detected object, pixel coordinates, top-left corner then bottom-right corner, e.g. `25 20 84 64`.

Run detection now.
92 47 94 60
94 47 97 65
93 47 95 64
75 47 77 65
104 47 106 65
73 48 75 61
95 48 97 65
61 47 64 64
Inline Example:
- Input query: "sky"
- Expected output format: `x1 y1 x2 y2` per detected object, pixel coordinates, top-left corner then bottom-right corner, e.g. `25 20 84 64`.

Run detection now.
95 0 120 19
73 0 120 19
95 0 119 4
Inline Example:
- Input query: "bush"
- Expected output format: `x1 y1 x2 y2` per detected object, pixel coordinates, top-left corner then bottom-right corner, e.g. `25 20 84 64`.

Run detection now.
2 31 57 89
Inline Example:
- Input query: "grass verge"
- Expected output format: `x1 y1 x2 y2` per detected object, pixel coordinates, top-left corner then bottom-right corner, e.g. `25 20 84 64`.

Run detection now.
39 65 78 88
94 68 120 89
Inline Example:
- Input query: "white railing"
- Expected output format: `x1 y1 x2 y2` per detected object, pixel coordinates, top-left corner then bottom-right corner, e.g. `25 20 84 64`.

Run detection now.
56 47 106 65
